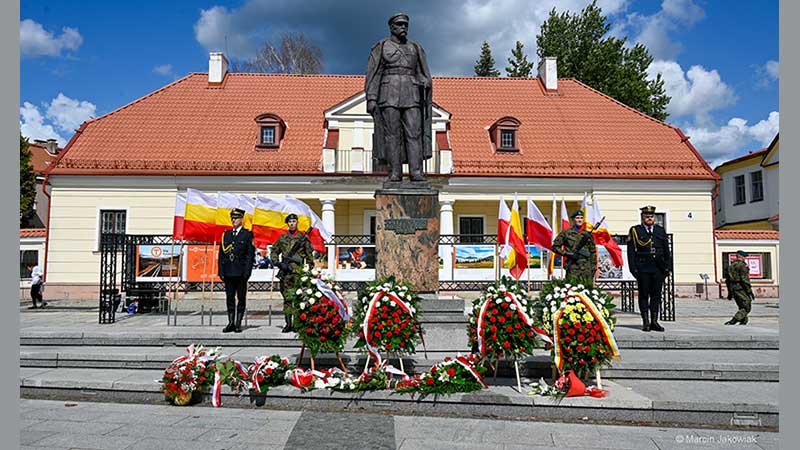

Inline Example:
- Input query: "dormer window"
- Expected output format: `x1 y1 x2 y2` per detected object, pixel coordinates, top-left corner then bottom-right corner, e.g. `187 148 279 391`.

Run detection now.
489 116 521 152
254 113 285 149
261 126 276 145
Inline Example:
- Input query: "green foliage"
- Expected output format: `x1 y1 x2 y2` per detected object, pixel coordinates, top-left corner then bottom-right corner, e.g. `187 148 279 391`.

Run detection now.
474 41 500 77
536 1 671 121
19 134 36 219
395 354 487 397
505 41 534 77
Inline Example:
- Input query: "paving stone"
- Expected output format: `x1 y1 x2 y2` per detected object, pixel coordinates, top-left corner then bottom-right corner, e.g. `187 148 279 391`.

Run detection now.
285 411 394 450
31 433 140 450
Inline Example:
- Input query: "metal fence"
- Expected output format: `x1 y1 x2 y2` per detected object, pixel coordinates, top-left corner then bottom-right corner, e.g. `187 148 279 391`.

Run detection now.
99 232 675 323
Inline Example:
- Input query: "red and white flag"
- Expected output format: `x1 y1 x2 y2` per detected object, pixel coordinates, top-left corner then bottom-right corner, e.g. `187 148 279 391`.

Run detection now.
525 198 552 251
560 198 569 232
172 193 185 241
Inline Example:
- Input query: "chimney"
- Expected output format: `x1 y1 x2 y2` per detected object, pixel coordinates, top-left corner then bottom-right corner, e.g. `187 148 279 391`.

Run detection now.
45 138 59 155
538 57 558 91
208 52 228 86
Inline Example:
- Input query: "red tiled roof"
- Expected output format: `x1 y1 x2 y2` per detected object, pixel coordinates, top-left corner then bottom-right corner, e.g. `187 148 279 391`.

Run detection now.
48 73 715 180
715 230 779 240
27 143 59 174
20 228 46 238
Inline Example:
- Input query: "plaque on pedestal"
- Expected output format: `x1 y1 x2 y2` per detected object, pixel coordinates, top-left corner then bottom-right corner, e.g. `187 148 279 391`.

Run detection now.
375 186 440 293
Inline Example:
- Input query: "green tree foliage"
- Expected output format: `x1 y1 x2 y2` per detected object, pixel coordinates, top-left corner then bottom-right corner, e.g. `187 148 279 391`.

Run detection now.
20 134 36 219
474 41 500 77
505 41 534 77
536 1 671 121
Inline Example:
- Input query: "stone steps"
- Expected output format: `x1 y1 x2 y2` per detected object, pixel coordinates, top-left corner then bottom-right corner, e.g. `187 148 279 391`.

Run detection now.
20 345 779 382
18 366 778 429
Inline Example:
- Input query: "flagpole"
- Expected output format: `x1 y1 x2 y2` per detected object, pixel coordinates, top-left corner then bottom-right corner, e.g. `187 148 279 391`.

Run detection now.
210 241 218 326
201 243 208 325
167 241 175 325
550 195 557 281
173 241 184 326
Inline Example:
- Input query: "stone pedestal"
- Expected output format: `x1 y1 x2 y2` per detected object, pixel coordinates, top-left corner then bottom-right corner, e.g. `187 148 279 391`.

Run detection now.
375 186 440 293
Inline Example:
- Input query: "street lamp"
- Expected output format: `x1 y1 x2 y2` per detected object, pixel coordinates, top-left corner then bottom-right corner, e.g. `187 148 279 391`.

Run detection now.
699 273 709 300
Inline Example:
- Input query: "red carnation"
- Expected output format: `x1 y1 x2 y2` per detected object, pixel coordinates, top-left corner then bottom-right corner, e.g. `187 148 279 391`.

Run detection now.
431 366 437 374
505 310 513 318
498 317 506 324
492 309 499 315
386 331 393 337
426 378 434 385
574 322 582 329
506 326 513 333
265 368 273 375
518 332 525 338
490 325 498 333
489 316 497 323
587 337 594 343
502 341 511 349
514 323 521 329
320 336 326 342
374 331 381 338
568 328 575 336
306 327 313 334
567 357 573 362
399 341 405 347
447 367 456 377
577 334 585 342
300 313 307 321
579 359 586 365
565 336 572 343
491 334 498 342
527 331 533 337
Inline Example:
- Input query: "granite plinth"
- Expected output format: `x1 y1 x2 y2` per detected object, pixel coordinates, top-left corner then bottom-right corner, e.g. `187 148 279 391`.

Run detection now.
375 188 440 293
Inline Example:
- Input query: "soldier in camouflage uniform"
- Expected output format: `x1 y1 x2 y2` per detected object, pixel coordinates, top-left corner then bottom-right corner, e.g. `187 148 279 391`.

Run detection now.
725 250 754 325
270 213 314 333
552 210 597 283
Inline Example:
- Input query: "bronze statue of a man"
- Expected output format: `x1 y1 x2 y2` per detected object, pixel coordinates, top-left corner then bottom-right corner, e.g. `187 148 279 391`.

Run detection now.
365 13 433 183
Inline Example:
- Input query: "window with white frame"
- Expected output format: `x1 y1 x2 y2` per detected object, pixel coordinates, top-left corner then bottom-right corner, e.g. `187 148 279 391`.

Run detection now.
100 210 127 235
734 175 746 205
261 126 276 145
20 250 38 279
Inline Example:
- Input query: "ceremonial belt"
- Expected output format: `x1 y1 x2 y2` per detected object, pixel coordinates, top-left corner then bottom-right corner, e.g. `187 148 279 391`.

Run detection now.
383 67 416 75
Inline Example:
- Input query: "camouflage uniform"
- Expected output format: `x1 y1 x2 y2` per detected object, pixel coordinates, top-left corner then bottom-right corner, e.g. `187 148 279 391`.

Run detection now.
726 259 753 323
552 226 597 282
270 230 314 309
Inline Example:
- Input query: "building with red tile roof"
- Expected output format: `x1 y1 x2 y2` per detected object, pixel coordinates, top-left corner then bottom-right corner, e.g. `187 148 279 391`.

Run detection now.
42 53 720 300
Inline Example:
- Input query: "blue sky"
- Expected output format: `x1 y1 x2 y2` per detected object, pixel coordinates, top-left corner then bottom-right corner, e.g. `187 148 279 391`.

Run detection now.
20 0 778 166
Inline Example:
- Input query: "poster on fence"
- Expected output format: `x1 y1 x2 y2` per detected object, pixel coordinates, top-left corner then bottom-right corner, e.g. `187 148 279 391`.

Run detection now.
135 245 181 282
336 246 376 270
525 245 542 269
182 245 222 283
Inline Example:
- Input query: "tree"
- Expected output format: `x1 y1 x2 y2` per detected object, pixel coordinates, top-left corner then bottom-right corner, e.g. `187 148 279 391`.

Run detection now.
536 1 671 121
474 41 500 77
20 134 36 221
505 41 534 77
232 32 323 74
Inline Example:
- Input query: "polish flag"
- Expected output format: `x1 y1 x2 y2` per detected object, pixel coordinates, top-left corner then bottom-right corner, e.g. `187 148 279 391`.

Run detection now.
172 193 185 241
525 198 552 251
560 198 569 232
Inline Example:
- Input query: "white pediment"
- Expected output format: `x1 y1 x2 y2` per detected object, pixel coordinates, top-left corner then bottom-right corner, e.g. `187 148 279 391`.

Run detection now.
325 91 451 123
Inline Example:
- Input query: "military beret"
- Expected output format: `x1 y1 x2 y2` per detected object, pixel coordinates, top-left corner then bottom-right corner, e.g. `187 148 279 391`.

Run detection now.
640 205 657 215
570 210 584 219
285 213 299 223
229 208 245 218
388 13 409 24
736 250 749 257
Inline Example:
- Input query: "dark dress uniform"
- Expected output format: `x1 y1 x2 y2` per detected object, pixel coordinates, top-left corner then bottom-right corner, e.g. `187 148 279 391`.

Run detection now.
217 210 255 333
725 251 754 325
627 206 671 332
270 217 314 332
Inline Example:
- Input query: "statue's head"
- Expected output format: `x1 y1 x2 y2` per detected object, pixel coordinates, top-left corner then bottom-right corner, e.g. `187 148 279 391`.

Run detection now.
388 13 409 40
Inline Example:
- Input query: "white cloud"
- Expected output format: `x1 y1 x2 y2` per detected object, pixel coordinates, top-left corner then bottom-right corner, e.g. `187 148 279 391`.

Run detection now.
648 60 736 122
754 60 779 87
20 102 65 145
20 19 83 57
153 64 174 76
765 60 779 79
45 93 96 132
20 94 96 146
685 111 779 165
621 0 704 60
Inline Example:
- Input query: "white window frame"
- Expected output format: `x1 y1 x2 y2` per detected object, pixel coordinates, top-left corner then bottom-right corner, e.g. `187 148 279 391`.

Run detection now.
363 210 377 236
750 170 764 203
94 206 130 252
261 126 276 145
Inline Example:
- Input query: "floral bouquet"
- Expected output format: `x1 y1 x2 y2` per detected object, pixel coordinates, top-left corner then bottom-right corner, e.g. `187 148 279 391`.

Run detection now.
286 365 390 392
161 344 220 406
353 276 424 368
533 279 619 379
396 354 487 396
292 268 351 357
248 355 295 394
528 370 608 400
467 276 551 362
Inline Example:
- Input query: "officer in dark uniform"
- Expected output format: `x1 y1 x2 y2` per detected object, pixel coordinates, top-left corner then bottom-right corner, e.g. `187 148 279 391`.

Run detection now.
217 208 255 333
725 250 754 325
627 206 671 332
552 210 597 282
270 213 314 333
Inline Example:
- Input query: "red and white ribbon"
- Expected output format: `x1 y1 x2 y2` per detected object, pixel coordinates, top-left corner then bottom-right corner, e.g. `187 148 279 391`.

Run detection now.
455 356 488 388
361 289 415 373
315 279 350 321
211 371 222 407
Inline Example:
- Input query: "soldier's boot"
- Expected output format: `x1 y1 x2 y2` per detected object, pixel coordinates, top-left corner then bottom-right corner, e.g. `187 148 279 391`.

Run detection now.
738 317 749 325
222 312 235 333
641 313 650 332
725 318 739 325
649 312 665 332
234 309 244 333
282 313 293 333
